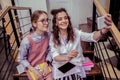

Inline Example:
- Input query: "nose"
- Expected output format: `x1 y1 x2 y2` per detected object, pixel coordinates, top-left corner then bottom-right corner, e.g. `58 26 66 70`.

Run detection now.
61 18 67 22
43 20 49 25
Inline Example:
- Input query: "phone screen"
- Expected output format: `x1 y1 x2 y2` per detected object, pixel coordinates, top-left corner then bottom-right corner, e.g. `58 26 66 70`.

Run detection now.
58 62 75 73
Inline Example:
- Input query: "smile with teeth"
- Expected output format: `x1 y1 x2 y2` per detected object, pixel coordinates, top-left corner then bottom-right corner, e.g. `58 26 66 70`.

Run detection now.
61 22 68 26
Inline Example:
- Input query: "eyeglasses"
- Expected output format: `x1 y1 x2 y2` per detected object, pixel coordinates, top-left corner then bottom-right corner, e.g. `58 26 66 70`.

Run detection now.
37 18 51 24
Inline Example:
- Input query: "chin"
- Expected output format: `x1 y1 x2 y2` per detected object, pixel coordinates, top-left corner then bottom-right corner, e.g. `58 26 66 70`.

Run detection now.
44 29 48 32
61 25 68 29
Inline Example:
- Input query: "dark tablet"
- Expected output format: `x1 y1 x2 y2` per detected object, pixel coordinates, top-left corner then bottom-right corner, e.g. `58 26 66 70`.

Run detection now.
58 62 75 73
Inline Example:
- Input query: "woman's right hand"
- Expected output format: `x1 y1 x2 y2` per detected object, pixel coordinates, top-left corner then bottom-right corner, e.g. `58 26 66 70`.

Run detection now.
68 50 78 58
28 66 43 80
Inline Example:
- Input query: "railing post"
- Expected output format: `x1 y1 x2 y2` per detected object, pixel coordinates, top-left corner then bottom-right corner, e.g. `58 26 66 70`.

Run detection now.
2 18 9 60
92 3 96 31
8 10 20 47
91 3 97 50
29 9 32 16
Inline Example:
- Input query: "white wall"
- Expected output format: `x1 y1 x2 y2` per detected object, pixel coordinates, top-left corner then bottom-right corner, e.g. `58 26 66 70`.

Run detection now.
47 0 93 30
70 0 93 27
14 0 47 12
0 0 12 8
14 0 107 31
14 0 48 35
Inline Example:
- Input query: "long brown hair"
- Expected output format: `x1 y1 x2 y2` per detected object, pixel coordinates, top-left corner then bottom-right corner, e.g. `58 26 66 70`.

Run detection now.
51 8 75 46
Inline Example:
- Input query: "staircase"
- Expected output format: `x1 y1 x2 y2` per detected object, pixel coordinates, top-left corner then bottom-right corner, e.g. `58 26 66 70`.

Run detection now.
79 19 102 80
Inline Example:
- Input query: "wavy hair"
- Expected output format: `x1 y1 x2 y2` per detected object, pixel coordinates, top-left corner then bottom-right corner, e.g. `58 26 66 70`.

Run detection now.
51 8 75 46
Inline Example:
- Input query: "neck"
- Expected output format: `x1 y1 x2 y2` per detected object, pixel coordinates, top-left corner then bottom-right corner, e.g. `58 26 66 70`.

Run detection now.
35 30 44 36
59 29 67 38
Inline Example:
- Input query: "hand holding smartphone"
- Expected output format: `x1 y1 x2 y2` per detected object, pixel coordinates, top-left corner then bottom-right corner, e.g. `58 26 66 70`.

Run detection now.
97 16 107 29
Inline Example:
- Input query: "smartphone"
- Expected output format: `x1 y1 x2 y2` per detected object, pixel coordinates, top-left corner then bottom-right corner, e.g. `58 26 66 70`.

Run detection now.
97 16 107 29
58 62 75 73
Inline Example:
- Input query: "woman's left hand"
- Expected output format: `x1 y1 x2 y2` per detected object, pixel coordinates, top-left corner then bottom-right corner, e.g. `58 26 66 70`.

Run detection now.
102 14 112 34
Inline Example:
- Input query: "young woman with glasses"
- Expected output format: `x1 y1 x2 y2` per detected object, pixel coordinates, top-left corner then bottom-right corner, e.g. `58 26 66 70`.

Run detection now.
18 10 53 80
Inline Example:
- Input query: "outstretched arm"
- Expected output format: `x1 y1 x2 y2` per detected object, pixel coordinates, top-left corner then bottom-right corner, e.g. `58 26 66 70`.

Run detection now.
93 14 112 41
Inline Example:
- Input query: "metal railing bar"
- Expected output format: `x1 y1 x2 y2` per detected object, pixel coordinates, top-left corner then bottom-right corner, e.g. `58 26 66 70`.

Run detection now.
0 58 8 73
0 6 31 20
10 40 16 49
102 42 119 80
18 16 31 20
19 23 31 28
94 43 107 80
4 20 11 29
8 10 20 47
0 46 5 55
9 31 14 36
107 37 119 59
98 42 112 80
0 31 3 36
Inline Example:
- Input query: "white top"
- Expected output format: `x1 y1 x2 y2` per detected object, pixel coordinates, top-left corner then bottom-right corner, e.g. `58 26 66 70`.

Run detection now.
49 28 96 79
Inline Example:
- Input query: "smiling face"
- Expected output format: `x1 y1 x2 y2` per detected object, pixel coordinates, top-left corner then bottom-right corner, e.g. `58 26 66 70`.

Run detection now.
33 13 49 34
56 11 69 31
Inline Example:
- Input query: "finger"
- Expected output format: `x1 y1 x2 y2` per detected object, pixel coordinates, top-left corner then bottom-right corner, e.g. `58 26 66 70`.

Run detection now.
105 14 111 19
105 26 111 30
69 55 75 58
36 75 41 80
43 73 46 77
73 51 78 54
104 21 112 26
72 50 78 53
105 15 112 22
38 71 43 77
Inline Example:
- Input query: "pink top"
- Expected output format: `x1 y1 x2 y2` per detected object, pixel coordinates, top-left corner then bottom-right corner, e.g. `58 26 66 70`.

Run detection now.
27 33 49 67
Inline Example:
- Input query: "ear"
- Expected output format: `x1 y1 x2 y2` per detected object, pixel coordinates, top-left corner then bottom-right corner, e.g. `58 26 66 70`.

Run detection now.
32 22 37 28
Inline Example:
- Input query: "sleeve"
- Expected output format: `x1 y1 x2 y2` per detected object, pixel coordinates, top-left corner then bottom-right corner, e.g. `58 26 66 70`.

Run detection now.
76 29 97 42
17 37 30 68
46 45 53 63
49 35 60 58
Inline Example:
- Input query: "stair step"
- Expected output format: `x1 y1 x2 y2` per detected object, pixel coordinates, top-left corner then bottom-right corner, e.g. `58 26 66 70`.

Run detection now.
13 63 101 79
86 63 101 76
83 50 94 54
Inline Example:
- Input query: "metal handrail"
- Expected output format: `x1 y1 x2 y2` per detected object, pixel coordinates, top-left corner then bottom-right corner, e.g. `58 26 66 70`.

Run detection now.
0 6 31 20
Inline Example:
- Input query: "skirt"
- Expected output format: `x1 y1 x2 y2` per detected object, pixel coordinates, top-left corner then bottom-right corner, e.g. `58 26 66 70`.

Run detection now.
55 74 86 80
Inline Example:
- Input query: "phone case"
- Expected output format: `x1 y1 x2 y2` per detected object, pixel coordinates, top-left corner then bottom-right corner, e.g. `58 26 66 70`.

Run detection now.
58 62 75 73
97 16 107 29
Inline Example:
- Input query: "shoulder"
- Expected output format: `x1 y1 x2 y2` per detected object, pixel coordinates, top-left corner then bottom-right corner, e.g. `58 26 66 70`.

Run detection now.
47 31 53 38
73 28 82 35
20 35 30 46
47 31 52 37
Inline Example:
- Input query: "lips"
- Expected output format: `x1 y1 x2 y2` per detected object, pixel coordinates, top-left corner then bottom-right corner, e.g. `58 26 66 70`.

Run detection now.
62 21 68 25
44 25 48 28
